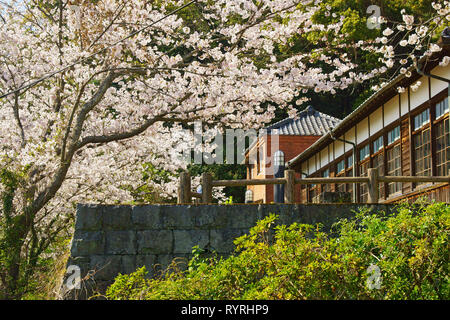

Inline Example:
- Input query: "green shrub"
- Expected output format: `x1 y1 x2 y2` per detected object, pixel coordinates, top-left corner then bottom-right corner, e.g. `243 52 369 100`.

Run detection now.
106 201 449 300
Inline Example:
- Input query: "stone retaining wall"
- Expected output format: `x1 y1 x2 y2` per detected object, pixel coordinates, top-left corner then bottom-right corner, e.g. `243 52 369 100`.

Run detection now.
62 203 394 299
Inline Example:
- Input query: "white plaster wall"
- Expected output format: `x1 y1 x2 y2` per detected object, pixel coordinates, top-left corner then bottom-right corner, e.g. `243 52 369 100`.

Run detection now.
384 95 400 126
345 128 356 145
308 156 316 175
410 76 429 110
370 106 383 135
356 117 369 143
334 139 345 159
320 148 328 168
400 90 409 116
430 64 449 97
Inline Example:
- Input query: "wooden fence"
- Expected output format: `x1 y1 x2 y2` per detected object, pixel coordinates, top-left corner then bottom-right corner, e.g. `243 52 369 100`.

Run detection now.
177 169 450 204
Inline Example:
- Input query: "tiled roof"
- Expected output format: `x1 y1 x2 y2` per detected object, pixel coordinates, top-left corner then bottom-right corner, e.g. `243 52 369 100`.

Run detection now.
265 106 341 136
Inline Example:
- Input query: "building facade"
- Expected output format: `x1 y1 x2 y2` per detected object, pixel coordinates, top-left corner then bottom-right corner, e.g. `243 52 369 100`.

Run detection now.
288 48 450 203
245 106 341 203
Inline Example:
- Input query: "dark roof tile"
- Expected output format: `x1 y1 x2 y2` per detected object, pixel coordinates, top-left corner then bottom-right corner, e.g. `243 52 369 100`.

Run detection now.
266 106 341 136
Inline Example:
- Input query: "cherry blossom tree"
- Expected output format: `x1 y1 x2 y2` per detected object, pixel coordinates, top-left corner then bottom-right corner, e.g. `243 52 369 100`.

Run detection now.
0 0 447 298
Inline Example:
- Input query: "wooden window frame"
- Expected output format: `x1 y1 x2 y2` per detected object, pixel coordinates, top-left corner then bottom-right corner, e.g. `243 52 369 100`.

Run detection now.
359 158 370 203
386 141 402 197
371 147 385 200
412 110 432 186
433 96 449 177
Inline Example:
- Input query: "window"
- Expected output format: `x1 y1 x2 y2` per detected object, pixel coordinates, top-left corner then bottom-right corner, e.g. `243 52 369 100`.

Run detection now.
373 136 383 152
414 127 432 178
359 144 370 161
435 98 449 119
359 161 369 202
387 144 402 195
347 154 353 168
322 169 330 192
387 126 400 145
337 159 345 173
335 159 346 193
435 117 450 176
309 188 316 203
414 109 430 130
309 182 319 203
372 152 385 199
346 168 353 196
346 155 354 196
336 181 346 193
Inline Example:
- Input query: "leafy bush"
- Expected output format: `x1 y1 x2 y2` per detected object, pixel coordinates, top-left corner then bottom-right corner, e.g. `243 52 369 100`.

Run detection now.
106 201 449 300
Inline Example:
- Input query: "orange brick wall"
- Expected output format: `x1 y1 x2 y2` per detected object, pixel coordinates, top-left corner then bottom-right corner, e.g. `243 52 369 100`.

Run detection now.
247 135 321 203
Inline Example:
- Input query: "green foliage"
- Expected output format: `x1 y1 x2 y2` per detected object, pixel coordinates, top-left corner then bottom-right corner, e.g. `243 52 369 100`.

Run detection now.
189 164 247 203
0 167 73 299
106 202 449 300
105 267 150 300
224 196 233 205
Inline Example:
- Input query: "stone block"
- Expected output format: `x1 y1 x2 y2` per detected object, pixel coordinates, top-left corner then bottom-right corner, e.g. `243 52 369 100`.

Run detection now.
210 229 247 253
161 205 196 229
266 204 298 226
121 255 137 275
75 204 102 231
136 255 157 278
70 231 105 256
173 230 209 254
223 205 265 229
154 254 186 275
132 205 162 229
194 205 227 229
103 205 132 230
90 255 122 281
105 230 136 255
137 230 173 254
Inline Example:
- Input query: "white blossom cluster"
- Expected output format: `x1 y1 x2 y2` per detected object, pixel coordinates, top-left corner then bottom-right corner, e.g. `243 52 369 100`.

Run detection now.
0 0 447 223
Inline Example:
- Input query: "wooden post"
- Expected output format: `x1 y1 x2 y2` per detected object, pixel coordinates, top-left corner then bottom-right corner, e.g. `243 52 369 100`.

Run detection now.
284 169 295 204
201 172 213 204
367 168 379 204
177 171 191 204
297 173 303 204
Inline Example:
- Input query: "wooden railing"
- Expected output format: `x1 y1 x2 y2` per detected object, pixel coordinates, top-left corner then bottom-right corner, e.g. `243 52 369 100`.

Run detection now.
177 169 450 204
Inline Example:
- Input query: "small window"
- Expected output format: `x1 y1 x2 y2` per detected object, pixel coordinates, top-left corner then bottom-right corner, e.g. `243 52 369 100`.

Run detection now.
435 98 449 119
387 126 400 145
322 169 330 192
359 144 370 161
387 144 402 195
414 109 430 130
435 118 449 176
414 128 432 179
373 136 383 152
337 159 345 173
359 161 370 202
347 155 353 168
373 152 385 199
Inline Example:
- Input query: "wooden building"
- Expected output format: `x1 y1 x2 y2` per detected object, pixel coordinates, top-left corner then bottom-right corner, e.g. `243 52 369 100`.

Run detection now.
244 106 341 203
288 44 450 203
